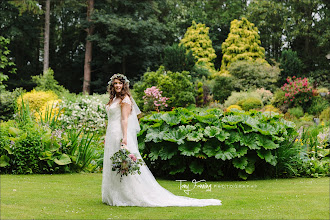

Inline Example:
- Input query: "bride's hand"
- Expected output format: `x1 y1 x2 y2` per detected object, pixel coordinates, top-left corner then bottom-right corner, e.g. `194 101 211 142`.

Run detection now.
121 137 127 146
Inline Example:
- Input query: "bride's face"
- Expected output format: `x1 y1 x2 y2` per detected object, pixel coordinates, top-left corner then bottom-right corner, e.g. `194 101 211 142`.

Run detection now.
113 78 123 93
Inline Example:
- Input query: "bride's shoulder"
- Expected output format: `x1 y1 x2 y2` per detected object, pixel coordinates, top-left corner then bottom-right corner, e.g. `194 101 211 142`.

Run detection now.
121 95 132 105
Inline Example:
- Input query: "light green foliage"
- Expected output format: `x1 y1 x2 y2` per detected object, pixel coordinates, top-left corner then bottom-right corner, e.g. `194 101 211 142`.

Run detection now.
307 96 329 116
228 60 280 92
320 107 330 121
0 36 16 91
220 18 268 74
138 107 298 180
288 107 304 118
238 97 263 111
224 90 262 108
32 68 69 97
9 0 43 15
133 66 195 109
180 21 217 71
0 88 25 121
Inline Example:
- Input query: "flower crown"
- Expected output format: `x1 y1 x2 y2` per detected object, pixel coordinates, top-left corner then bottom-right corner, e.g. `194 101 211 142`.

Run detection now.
108 73 130 85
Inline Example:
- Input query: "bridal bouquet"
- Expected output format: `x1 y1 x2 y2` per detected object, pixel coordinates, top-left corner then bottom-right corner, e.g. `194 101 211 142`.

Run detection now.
110 144 144 182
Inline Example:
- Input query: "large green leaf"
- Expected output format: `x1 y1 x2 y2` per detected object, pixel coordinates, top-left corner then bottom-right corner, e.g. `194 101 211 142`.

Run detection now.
147 113 163 122
189 160 204 174
215 130 230 142
0 155 10 167
204 126 221 138
238 170 248 180
235 145 249 157
186 130 203 142
39 151 53 160
226 131 240 144
257 123 277 135
159 144 178 160
178 142 201 156
257 149 277 166
8 127 22 137
161 112 181 126
215 147 237 160
245 157 256 174
232 157 248 169
54 154 72 165
195 114 218 125
256 135 279 150
222 115 243 125
203 139 221 157
163 128 186 145
145 127 166 143
240 133 260 150
169 166 186 175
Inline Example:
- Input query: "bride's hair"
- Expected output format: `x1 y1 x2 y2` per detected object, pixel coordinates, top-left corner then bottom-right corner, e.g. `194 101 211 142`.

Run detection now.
106 75 131 106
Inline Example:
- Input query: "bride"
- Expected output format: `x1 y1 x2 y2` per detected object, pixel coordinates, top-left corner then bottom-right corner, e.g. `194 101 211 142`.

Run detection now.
102 73 222 207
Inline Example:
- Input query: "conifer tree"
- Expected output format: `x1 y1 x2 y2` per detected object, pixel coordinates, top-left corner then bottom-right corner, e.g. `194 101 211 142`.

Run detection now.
180 21 217 71
220 18 268 74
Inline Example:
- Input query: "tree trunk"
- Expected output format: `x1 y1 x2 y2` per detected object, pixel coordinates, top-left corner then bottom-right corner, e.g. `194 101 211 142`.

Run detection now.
43 0 50 73
83 0 94 95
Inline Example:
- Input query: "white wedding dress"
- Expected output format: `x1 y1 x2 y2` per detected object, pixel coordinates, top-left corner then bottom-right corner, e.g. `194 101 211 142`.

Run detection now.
102 95 222 207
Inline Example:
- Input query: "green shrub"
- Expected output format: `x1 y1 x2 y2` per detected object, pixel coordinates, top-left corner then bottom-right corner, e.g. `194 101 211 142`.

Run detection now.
133 66 195 109
138 107 298 180
196 81 204 106
239 97 263 111
226 105 242 112
0 88 24 121
228 60 280 92
307 96 329 116
279 49 303 85
309 69 330 90
212 75 236 103
224 91 262 108
288 107 304 118
320 107 330 121
31 68 69 98
271 89 289 112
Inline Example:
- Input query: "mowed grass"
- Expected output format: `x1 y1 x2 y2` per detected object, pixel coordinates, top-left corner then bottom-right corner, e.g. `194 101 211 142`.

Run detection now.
1 173 329 219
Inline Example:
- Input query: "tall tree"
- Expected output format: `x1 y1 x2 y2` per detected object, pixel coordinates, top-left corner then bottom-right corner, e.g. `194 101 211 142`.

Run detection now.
220 18 267 75
83 0 94 94
180 21 217 72
43 0 50 72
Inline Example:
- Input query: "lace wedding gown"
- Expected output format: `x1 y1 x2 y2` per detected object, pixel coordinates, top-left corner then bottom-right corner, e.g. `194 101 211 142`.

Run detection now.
102 95 222 207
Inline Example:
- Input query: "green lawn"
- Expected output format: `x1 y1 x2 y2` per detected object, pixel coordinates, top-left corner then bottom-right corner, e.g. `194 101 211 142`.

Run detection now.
1 173 329 219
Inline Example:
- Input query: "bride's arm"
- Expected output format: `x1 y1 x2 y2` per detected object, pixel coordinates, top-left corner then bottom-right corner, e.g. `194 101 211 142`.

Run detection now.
120 102 131 145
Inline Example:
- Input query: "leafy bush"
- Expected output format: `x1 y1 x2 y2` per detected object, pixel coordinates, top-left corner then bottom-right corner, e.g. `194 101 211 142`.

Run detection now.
271 89 289 112
228 60 280 92
239 97 263 111
224 91 262 108
138 107 298 180
255 88 273 105
320 107 330 121
31 68 69 97
212 75 236 103
133 66 195 109
287 107 304 118
57 94 107 133
0 87 24 121
306 96 329 116
309 69 330 90
0 98 100 174
16 89 58 114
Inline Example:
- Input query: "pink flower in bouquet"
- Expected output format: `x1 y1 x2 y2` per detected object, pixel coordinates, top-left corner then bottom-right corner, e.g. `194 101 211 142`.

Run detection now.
129 154 137 162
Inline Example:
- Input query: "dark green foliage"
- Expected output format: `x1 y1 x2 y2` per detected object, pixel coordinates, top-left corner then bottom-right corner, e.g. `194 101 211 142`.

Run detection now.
288 107 304 118
133 66 195 110
138 107 298 180
310 69 330 90
212 75 236 103
196 81 203 106
163 44 196 73
0 87 24 121
279 49 303 85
